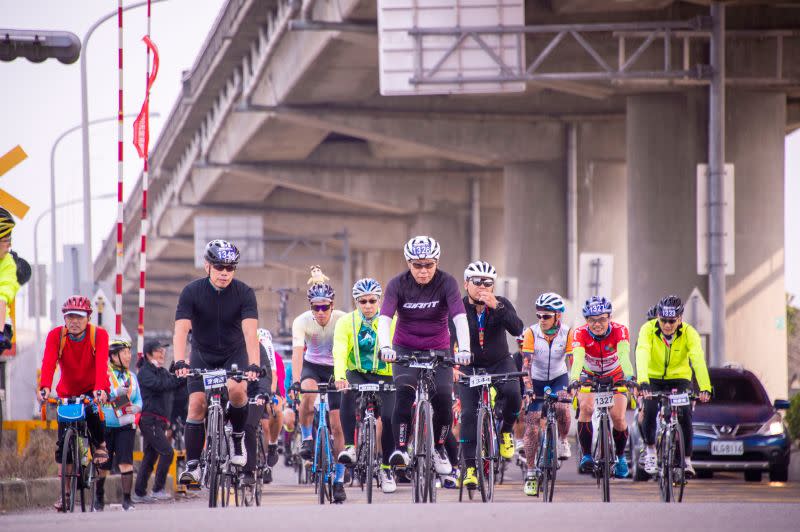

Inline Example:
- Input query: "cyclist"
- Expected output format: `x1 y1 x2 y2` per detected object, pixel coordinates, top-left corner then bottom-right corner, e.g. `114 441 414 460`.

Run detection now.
635 295 711 478
569 295 634 479
135 340 182 502
0 208 19 346
174 240 261 487
452 261 523 489
291 281 347 501
333 278 397 494
520 292 573 496
39 296 110 510
97 339 141 511
378 236 472 477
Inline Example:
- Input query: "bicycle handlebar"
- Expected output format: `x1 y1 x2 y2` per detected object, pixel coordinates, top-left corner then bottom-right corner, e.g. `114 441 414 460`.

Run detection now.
394 350 457 367
40 395 105 422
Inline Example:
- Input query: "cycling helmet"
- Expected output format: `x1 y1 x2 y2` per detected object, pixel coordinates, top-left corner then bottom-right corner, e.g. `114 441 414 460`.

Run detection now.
582 295 612 318
62 295 92 317
307 283 335 303
109 338 132 354
535 292 565 313
463 261 497 281
352 278 382 300
646 304 659 321
0 208 15 239
403 236 441 261
657 295 684 318
204 239 240 266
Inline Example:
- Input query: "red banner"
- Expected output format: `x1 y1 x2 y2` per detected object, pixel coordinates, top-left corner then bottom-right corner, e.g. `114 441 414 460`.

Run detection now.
133 36 160 159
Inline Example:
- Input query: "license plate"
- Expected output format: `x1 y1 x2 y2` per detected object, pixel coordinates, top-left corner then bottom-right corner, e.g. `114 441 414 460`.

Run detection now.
669 393 691 407
409 361 435 369
202 369 227 391
593 392 615 408
358 384 380 392
711 440 744 456
469 375 492 388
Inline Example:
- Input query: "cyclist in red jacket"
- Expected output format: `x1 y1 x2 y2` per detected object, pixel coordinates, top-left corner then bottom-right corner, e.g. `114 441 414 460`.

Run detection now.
39 296 110 510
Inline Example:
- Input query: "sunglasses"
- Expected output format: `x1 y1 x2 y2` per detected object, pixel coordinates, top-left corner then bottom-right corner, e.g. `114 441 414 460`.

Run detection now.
411 262 436 270
357 298 378 305
536 313 555 320
587 316 609 325
212 264 236 272
469 279 494 288
312 304 332 312
659 317 678 325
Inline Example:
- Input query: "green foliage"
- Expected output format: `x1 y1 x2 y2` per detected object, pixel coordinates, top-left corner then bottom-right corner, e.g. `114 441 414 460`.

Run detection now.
787 394 800 443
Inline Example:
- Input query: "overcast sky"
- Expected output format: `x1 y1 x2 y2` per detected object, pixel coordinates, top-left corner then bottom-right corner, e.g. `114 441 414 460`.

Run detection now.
1 1 798 321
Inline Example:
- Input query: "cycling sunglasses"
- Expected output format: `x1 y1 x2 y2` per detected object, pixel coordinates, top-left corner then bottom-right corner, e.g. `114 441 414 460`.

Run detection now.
659 317 678 324
469 278 494 288
211 264 236 272
536 313 556 320
357 298 378 305
411 261 437 270
312 304 332 312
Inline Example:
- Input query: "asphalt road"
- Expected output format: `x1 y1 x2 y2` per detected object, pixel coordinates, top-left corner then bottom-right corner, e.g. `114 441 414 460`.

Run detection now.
4 448 799 531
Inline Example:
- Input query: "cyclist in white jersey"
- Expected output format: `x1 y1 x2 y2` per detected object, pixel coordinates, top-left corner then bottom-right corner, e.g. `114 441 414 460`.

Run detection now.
291 283 347 501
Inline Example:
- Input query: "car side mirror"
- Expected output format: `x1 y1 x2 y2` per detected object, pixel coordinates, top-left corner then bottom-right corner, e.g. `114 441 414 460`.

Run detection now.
773 399 790 410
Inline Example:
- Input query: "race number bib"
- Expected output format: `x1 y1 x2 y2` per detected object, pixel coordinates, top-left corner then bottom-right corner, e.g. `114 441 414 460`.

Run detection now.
358 384 380 392
469 375 492 388
593 391 615 408
202 369 227 391
669 393 691 406
409 361 435 369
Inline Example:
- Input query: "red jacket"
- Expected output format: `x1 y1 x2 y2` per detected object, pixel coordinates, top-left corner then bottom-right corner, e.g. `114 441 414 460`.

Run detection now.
40 325 110 397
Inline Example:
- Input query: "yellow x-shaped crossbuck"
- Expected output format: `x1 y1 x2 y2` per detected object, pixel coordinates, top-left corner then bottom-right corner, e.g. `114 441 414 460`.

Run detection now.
0 145 31 219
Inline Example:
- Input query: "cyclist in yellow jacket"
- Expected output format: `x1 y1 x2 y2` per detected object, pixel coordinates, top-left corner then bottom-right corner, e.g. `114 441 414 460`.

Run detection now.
635 295 711 478
333 278 397 494
0 208 20 348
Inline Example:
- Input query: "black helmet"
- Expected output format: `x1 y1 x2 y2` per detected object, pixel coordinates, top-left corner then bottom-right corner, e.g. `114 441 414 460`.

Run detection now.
657 295 684 318
646 304 659 321
204 239 240 266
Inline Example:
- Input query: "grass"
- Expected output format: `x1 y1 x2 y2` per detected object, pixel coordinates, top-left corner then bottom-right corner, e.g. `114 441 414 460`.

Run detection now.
0 429 58 480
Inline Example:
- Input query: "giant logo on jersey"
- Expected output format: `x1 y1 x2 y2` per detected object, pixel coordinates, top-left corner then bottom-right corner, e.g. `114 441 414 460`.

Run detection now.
403 301 440 309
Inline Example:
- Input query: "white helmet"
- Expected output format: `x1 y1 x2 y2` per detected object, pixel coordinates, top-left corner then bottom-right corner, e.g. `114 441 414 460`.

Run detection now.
463 261 497 281
352 278 382 299
535 292 565 313
403 236 441 261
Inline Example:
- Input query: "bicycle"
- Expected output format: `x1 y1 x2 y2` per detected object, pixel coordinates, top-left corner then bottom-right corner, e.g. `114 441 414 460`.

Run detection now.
395 350 456 504
348 381 396 504
650 390 696 503
530 386 572 502
298 382 343 504
285 394 309 484
185 366 247 508
40 395 104 513
575 377 632 503
456 370 525 503
239 396 268 507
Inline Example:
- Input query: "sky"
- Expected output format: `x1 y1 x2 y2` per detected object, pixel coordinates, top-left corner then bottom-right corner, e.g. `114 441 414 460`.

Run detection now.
1 0 799 322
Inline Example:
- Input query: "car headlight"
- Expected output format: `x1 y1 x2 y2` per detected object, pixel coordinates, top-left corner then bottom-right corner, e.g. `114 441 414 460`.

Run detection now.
757 414 785 436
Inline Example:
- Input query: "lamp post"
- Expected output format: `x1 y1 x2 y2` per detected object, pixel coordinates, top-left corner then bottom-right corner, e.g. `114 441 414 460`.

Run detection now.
79 0 167 289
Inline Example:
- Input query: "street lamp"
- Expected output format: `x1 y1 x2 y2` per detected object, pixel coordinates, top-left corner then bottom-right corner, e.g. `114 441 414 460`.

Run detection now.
80 0 168 290
49 112 158 343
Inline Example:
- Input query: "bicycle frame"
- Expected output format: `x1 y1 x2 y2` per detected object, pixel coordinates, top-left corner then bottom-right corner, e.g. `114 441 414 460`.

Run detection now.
534 387 572 503
653 389 693 503
351 381 395 503
298 383 339 504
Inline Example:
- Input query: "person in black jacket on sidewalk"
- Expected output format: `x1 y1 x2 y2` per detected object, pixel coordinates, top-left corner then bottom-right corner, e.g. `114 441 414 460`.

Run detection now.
134 340 183 502
449 261 524 488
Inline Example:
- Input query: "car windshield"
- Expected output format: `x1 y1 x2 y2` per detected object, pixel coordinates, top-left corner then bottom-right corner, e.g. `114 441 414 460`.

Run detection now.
710 375 768 405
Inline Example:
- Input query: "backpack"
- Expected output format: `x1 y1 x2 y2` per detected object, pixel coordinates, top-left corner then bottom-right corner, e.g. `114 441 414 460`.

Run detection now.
58 324 97 360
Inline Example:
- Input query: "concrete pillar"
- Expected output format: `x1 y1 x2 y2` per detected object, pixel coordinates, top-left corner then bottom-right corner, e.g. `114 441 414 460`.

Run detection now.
504 162 567 325
725 90 788 399
626 91 708 345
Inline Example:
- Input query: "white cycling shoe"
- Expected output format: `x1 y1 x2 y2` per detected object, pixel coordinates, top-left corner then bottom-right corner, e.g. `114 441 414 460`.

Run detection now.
433 448 452 475
558 439 572 459
338 446 357 465
643 447 658 475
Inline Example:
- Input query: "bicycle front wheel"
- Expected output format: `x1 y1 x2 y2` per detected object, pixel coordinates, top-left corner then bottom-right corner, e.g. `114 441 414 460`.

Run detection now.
60 428 78 513
318 436 329 505
541 423 558 502
411 401 426 503
476 407 495 503
365 417 376 504
598 418 611 503
671 424 686 502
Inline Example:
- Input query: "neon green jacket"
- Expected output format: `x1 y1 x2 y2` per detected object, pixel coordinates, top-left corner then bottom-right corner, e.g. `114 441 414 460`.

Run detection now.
635 319 712 391
333 311 395 381
0 253 19 305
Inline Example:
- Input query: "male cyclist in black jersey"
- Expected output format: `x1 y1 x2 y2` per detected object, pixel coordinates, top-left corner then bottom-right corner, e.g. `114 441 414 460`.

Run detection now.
174 240 261 487
378 236 472 475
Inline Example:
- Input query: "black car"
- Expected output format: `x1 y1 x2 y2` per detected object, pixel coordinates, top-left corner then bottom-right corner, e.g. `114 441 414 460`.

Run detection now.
691 365 791 482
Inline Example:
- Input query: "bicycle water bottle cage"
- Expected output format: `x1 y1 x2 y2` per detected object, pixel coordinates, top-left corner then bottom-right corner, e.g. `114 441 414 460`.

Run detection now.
57 402 86 422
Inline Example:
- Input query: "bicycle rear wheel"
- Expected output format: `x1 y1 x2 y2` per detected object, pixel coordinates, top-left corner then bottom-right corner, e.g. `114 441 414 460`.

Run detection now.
541 423 558 502
365 417 375 504
61 428 78 513
476 407 495 503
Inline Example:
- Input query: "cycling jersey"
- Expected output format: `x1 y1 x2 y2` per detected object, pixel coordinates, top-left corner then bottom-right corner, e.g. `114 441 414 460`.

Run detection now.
635 319 711 391
333 310 394 381
291 309 346 366
175 278 258 363
569 322 633 382
0 252 19 305
40 325 111 396
380 269 465 351
102 365 142 428
521 323 573 381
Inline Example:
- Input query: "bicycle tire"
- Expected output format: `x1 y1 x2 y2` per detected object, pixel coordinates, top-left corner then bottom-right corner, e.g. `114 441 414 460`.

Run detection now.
476 407 494 503
599 418 611 503
318 434 328 505
672 423 686 502
411 401 425 503
87 461 97 512
542 423 558 502
658 425 670 502
206 412 220 508
423 400 437 503
365 416 375 504
60 428 78 512
457 447 466 502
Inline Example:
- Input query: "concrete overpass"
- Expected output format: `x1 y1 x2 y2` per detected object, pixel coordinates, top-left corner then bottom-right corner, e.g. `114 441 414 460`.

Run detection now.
94 0 800 400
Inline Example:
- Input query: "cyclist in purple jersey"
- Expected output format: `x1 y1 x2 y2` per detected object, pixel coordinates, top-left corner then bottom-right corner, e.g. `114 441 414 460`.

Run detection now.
377 236 473 472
